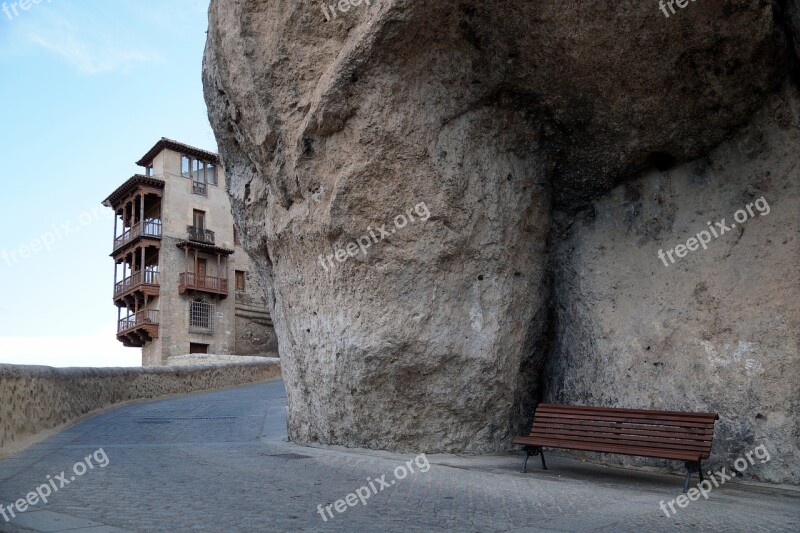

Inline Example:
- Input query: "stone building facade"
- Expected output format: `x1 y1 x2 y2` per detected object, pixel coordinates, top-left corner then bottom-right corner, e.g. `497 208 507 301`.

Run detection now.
103 138 278 366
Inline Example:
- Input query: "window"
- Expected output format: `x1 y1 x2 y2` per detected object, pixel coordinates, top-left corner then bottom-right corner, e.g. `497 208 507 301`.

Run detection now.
207 163 217 185
189 301 214 334
233 225 240 245
183 155 214 194
144 265 159 285
189 343 209 354
193 210 206 230
235 271 246 292
146 165 154 177
193 158 204 182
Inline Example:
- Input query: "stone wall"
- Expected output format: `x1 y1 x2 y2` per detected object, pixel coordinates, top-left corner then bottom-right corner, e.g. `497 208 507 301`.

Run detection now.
0 359 281 457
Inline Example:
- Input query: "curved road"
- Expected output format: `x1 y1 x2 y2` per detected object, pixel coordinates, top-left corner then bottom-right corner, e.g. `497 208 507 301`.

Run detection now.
0 381 797 532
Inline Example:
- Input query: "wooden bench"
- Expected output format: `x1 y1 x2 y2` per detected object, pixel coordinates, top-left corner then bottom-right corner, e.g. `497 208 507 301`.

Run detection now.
513 404 719 492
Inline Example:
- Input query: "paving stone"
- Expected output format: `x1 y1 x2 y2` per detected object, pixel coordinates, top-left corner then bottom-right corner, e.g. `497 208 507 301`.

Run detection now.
3 510 102 532
0 382 797 532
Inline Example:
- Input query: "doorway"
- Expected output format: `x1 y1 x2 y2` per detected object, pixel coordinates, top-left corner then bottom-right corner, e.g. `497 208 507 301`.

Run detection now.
193 209 206 230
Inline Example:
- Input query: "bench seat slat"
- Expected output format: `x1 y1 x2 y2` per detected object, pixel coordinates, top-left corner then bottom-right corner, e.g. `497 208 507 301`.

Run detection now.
531 419 714 436
529 428 713 449
535 409 718 424
528 430 712 453
511 436 708 461
535 404 719 420
534 412 717 427
531 421 714 440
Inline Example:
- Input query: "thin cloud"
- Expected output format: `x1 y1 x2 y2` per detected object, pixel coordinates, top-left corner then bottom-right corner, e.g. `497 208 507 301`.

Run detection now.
27 30 161 74
18 8 163 74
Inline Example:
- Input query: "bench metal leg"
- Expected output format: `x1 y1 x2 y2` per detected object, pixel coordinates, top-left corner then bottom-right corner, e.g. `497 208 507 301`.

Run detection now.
521 447 532 473
683 461 700 493
521 446 547 473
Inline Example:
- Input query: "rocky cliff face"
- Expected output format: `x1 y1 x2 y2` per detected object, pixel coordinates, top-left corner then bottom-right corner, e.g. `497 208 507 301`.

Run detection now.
203 0 799 481
546 86 800 483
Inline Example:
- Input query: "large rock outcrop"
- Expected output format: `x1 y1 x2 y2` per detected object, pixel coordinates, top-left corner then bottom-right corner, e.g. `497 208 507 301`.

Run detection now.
203 0 799 479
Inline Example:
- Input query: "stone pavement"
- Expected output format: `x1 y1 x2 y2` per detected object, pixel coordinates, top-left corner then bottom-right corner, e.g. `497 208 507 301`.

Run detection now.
0 382 797 532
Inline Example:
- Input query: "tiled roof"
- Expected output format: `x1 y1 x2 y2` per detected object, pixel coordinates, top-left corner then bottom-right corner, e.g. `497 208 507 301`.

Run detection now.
175 241 235 255
136 137 220 167
102 175 165 208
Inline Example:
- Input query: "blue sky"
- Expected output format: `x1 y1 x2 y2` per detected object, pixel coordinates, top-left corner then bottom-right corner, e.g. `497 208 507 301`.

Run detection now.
0 0 216 366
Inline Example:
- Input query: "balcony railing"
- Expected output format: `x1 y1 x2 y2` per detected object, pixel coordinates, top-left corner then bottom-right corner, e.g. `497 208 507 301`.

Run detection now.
187 226 215 245
113 219 162 252
179 272 228 296
114 270 160 297
192 181 207 196
117 309 160 334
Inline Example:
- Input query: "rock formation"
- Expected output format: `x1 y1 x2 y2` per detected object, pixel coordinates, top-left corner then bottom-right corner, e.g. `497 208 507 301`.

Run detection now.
203 0 799 481
546 86 800 484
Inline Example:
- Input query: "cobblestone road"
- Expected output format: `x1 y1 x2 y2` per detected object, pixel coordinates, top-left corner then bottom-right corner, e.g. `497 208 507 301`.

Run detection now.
0 382 797 532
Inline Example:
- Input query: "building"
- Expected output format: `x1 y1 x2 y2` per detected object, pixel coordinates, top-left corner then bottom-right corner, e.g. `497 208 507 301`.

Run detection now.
103 138 278 366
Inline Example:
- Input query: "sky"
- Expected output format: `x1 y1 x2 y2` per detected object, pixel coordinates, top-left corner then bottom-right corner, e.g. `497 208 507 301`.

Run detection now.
0 0 217 367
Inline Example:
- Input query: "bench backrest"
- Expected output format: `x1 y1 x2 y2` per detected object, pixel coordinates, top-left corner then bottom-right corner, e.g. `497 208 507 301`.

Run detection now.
530 404 719 460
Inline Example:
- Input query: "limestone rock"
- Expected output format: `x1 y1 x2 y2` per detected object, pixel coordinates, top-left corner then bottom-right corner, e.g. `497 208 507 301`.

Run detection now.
202 0 799 478
545 87 800 483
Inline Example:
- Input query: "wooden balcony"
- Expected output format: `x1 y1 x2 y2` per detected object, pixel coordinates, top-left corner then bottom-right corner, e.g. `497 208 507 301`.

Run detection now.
187 226 215 245
117 309 159 347
113 219 162 253
179 272 228 297
114 270 160 304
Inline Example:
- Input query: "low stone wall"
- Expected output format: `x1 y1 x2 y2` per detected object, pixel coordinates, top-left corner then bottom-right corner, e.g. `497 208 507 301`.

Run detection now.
166 354 278 366
0 359 282 457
